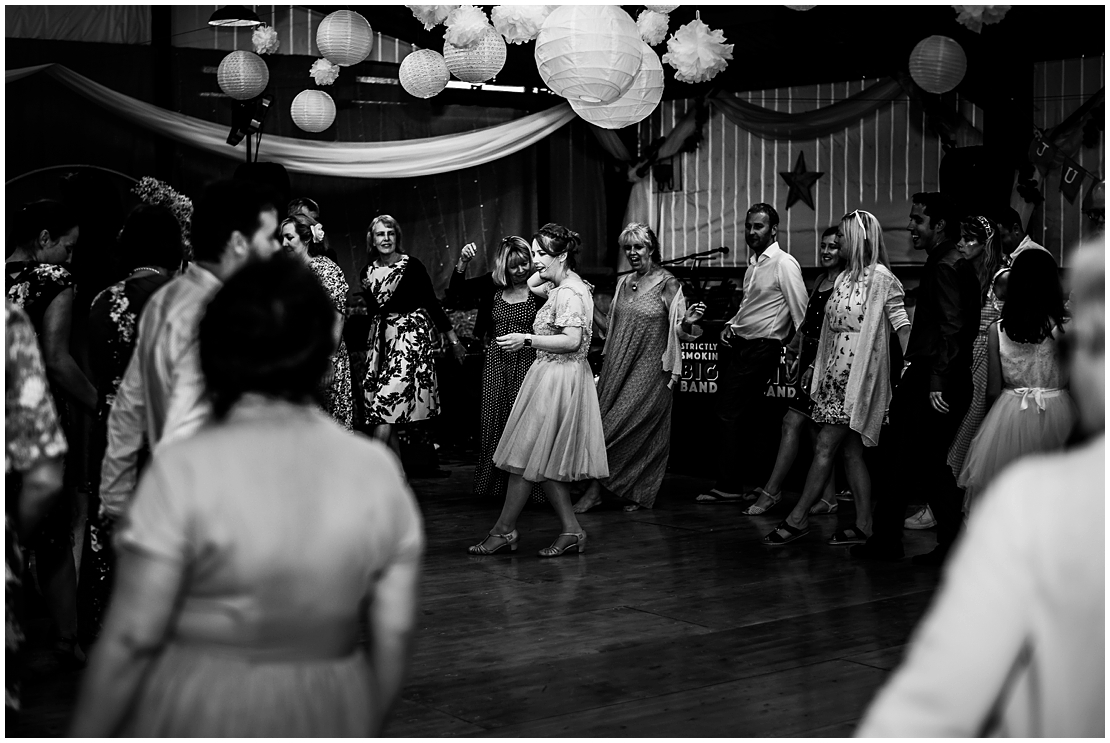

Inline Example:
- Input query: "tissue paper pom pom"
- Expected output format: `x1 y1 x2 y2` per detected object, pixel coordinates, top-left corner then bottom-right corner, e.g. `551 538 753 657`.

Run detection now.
252 25 280 55
309 58 340 86
952 5 1010 33
405 5 457 31
637 10 670 46
645 4 680 11
662 18 733 84
444 5 491 48
491 5 554 45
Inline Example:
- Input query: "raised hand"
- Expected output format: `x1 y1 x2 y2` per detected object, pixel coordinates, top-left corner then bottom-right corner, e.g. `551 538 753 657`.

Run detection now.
684 301 707 324
456 242 478 272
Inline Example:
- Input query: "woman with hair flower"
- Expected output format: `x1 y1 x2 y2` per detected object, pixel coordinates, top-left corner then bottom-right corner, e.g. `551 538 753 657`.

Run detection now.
282 211 353 429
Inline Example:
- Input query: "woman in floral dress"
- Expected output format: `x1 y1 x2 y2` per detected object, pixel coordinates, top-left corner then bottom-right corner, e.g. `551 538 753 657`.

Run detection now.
763 210 911 546
282 213 353 429
447 236 545 502
5 199 93 665
79 204 183 642
361 215 466 454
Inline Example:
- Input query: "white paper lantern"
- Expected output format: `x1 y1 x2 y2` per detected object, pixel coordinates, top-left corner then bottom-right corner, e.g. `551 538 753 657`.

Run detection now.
785 5 817 10
534 5 643 104
317 10 374 67
571 42 663 130
217 50 269 100
399 49 450 99
291 90 336 132
444 27 507 83
909 35 967 94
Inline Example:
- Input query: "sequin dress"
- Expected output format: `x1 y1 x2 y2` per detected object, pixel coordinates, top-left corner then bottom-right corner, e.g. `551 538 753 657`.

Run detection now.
493 282 608 483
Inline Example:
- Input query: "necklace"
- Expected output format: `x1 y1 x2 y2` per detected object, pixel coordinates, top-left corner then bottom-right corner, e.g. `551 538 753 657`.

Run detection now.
630 268 658 292
130 266 164 276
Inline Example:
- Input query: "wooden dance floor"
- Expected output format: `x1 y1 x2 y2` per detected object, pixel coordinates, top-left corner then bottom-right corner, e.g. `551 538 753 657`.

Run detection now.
13 459 943 737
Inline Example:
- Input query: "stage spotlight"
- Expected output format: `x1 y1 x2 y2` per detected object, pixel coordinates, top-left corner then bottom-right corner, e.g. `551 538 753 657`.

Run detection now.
208 5 262 27
227 94 273 149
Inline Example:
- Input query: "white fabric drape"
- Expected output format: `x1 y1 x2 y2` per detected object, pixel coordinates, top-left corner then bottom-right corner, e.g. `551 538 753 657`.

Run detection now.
6 64 576 179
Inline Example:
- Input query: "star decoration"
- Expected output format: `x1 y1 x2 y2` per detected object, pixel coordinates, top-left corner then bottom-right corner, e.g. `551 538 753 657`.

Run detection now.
780 152 824 211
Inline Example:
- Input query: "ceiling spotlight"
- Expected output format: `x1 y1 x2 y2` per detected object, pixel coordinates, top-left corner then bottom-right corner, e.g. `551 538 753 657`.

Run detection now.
208 5 263 27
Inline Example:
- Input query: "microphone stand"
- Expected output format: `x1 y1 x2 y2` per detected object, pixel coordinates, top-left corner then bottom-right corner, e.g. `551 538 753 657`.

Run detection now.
618 247 730 302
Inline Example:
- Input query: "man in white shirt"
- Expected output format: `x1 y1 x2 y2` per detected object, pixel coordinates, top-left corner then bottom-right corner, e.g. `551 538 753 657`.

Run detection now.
697 204 808 502
98 180 283 519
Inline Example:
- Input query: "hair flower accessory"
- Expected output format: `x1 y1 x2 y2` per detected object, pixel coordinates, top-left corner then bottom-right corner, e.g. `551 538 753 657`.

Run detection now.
132 176 193 254
310 223 326 243
252 25 280 55
310 58 340 86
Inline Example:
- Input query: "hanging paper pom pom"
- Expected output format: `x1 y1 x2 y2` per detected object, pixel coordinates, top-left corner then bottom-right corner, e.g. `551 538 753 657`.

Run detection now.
405 4 457 31
310 58 340 86
444 5 491 48
784 5 817 9
645 4 680 12
637 10 670 46
951 5 1010 33
662 18 733 84
252 25 280 55
491 5 554 45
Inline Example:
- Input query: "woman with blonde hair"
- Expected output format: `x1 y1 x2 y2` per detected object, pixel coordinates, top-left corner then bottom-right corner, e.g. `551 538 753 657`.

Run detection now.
763 210 911 546
446 235 543 502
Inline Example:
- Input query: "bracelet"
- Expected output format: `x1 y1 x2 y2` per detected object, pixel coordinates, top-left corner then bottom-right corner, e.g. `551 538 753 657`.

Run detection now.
451 340 462 346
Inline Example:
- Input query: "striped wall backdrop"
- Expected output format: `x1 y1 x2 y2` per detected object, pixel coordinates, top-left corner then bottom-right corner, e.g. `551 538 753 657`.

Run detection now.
637 78 983 268
171 6 415 64
1031 56 1104 266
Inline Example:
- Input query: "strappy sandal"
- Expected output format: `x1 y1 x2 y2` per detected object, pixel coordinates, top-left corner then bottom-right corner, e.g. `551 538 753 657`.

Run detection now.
808 497 838 515
538 532 586 557
743 488 781 515
467 529 519 555
762 520 810 545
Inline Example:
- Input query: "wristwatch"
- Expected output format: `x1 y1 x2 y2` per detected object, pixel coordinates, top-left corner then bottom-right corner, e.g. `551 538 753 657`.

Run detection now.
523 334 532 347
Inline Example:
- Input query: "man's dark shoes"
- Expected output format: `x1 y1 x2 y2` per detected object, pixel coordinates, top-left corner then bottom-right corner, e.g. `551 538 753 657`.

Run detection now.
849 541 904 562
911 547 950 567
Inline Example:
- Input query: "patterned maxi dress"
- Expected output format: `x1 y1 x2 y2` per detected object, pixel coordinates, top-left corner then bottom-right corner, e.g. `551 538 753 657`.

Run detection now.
594 277 673 508
309 256 353 430
361 256 440 424
6 302 68 715
81 272 171 640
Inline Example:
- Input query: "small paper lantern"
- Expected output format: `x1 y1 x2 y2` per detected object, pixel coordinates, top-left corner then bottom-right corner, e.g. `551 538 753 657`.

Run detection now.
535 5 643 104
291 90 336 132
645 4 680 11
909 35 967 94
784 5 817 9
444 27 507 83
217 50 269 100
399 49 450 99
571 42 664 130
316 10 373 67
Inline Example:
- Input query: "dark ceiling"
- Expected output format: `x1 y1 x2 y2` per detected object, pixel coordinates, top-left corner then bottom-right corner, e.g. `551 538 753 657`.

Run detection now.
308 5 1105 104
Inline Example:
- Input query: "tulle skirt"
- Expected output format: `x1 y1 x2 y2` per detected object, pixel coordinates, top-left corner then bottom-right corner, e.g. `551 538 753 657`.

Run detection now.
120 643 373 737
493 357 609 483
959 388 1076 512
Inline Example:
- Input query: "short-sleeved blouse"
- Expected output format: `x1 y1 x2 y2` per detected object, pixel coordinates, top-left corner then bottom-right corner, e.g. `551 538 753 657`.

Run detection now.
6 262 74 333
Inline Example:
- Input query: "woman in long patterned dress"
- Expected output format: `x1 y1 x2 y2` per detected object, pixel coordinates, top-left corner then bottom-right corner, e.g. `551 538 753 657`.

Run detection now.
360 215 466 454
80 204 182 642
572 223 705 513
6 301 68 720
447 236 545 502
468 224 608 558
281 213 353 429
763 210 911 546
5 199 93 666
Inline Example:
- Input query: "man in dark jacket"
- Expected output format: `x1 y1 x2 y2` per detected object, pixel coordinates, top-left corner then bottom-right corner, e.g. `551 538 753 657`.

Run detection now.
852 192 981 566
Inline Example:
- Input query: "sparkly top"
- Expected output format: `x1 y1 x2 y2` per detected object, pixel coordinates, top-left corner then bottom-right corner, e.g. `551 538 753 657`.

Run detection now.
533 282 593 363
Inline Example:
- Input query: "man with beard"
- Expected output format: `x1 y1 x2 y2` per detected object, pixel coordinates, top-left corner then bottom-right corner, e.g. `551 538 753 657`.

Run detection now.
697 203 807 504
98 180 282 521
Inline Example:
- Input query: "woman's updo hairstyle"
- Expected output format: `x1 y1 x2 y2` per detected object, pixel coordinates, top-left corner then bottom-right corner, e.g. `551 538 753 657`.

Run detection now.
282 213 330 258
533 223 581 270
200 254 337 420
13 199 78 247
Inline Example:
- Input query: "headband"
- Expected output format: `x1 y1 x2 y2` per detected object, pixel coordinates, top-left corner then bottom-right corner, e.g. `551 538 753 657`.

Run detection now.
973 215 995 241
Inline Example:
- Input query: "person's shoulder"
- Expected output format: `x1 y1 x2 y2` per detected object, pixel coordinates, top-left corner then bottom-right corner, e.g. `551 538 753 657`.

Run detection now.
31 262 73 286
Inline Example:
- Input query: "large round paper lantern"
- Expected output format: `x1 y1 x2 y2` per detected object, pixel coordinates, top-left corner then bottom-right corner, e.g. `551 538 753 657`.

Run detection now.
571 42 664 130
909 35 967 94
290 90 336 132
217 50 269 100
535 5 643 104
399 49 450 99
444 27 507 83
317 10 373 67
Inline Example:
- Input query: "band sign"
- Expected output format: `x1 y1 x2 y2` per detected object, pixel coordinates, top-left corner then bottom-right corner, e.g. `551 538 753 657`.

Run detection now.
679 341 795 398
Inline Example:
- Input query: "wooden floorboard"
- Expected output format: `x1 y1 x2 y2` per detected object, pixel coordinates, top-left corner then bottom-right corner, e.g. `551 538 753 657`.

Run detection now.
11 460 943 737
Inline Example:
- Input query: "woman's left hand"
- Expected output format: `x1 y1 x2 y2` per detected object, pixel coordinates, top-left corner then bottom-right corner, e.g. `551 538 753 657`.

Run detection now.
495 333 526 352
684 302 707 324
450 340 467 364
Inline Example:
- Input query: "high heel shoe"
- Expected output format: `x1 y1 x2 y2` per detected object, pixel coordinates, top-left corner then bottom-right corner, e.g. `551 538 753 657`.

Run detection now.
467 529 519 555
538 532 586 558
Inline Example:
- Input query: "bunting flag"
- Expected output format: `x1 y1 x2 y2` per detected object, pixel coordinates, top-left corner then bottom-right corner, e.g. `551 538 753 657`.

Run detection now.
1060 157 1086 202
1028 135 1057 170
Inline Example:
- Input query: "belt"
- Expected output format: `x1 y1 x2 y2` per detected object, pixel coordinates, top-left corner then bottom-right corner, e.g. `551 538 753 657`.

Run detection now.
1005 386 1062 412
